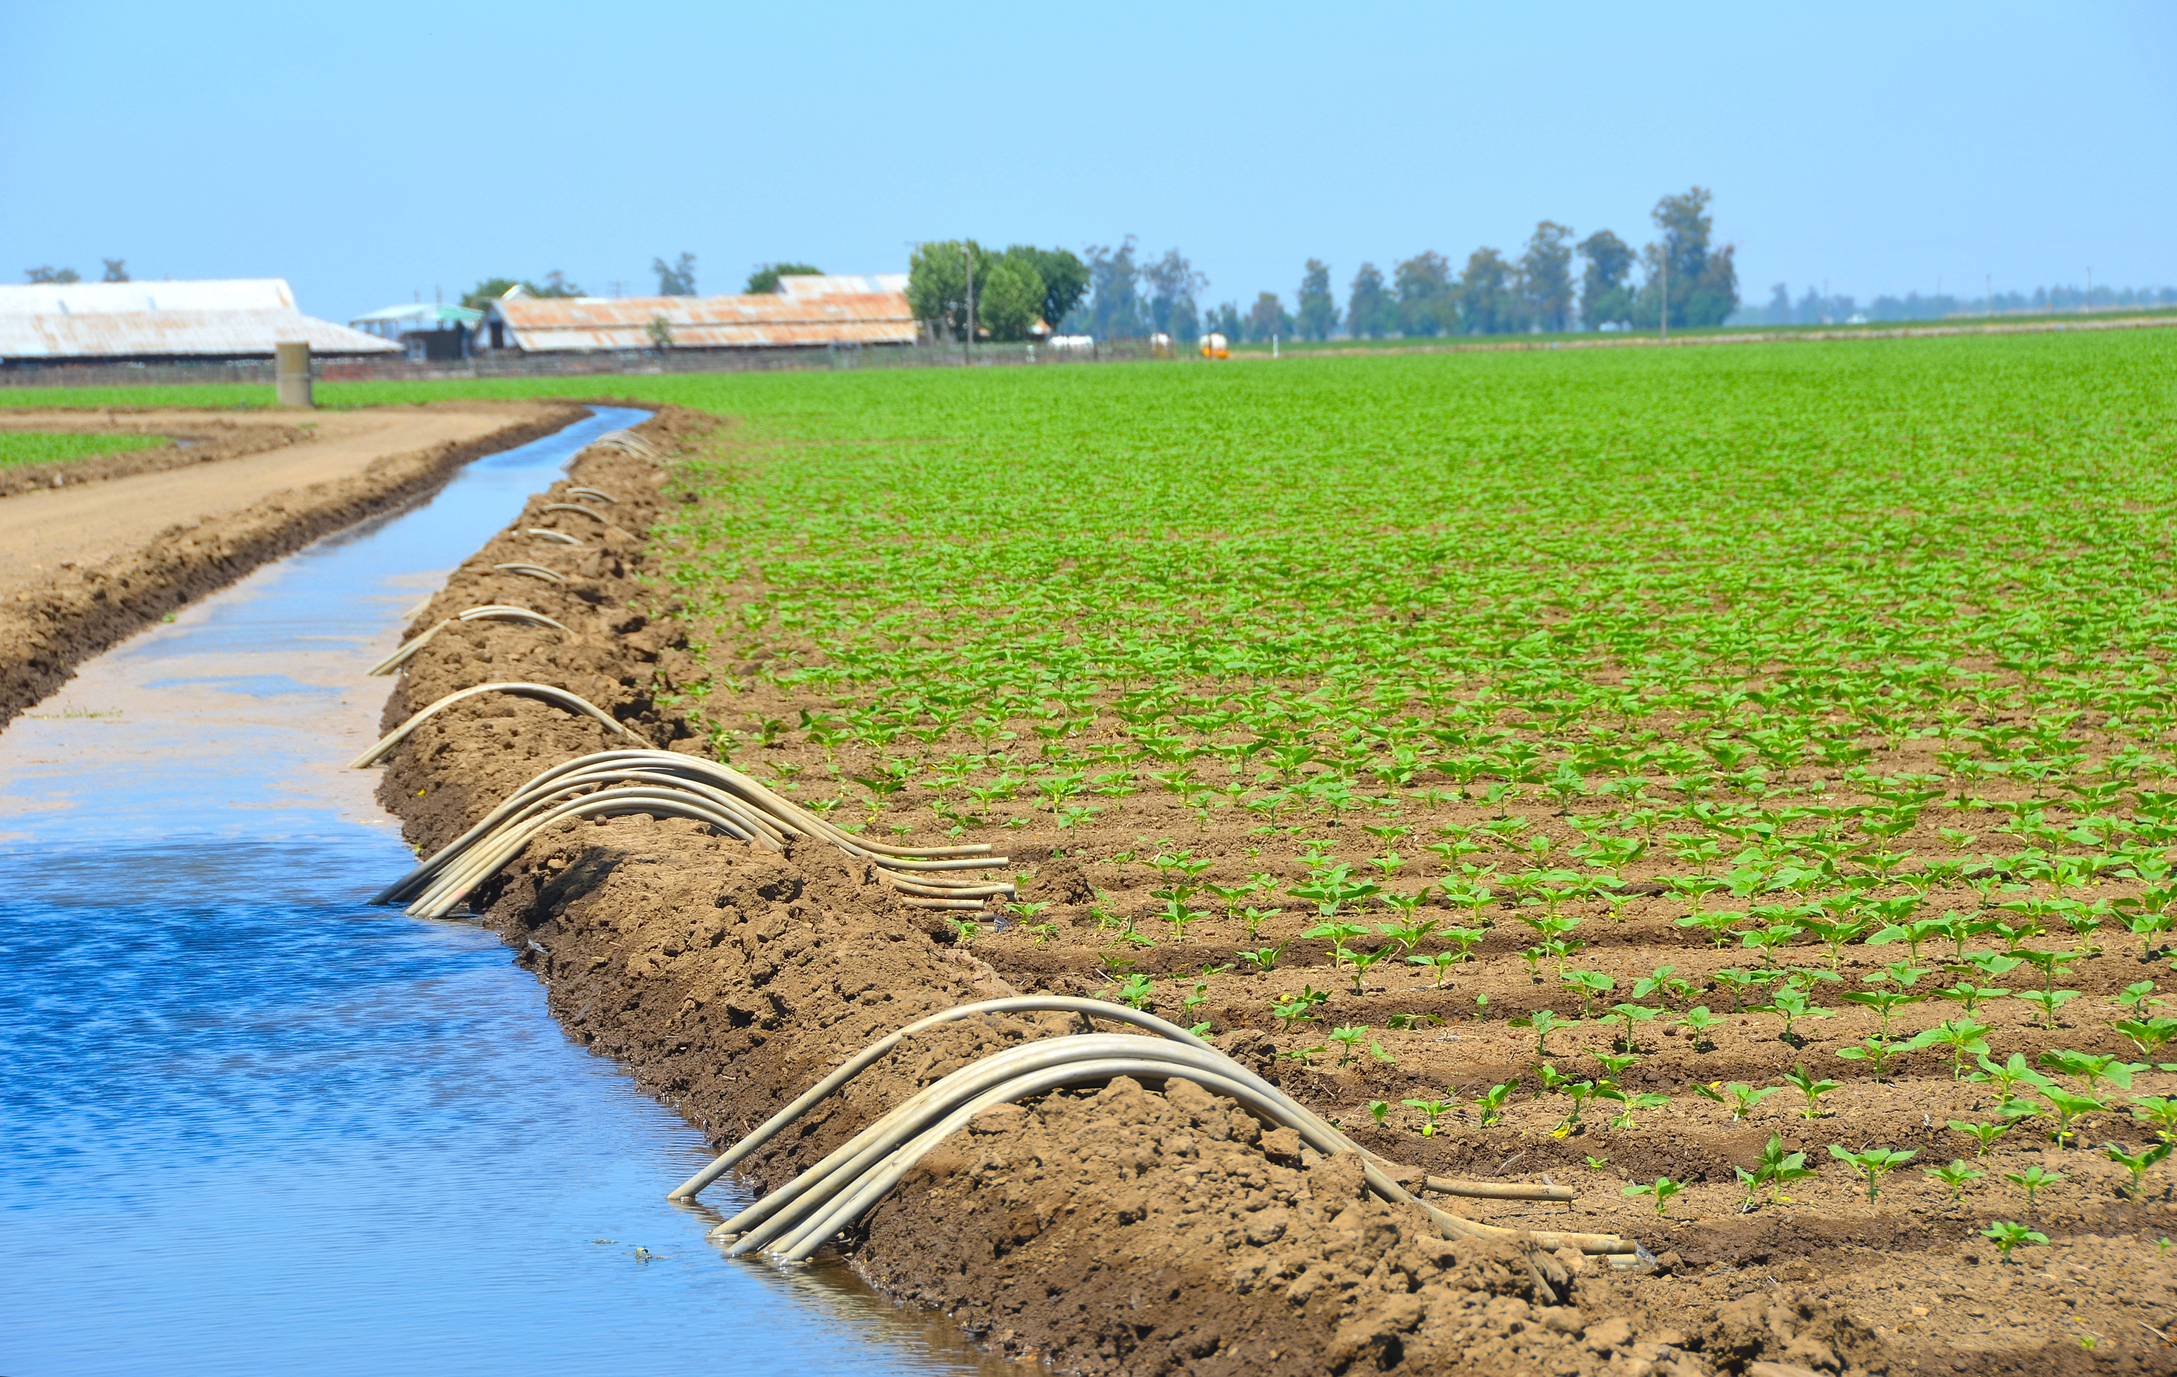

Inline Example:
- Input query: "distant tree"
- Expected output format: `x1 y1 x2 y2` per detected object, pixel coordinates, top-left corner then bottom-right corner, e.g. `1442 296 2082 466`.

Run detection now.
1453 247 1516 333
101 259 129 283
1141 247 1207 342
1244 291 1295 343
1633 187 1737 329
1576 230 1634 328
1296 259 1337 340
1519 222 1575 332
1346 262 1394 338
978 254 1045 341
1765 282 1790 325
744 262 822 294
1008 246 1088 334
462 278 522 310
1395 251 1453 336
908 239 991 341
23 266 80 284
533 271 584 298
1210 301 1243 341
652 253 697 296
1084 237 1145 338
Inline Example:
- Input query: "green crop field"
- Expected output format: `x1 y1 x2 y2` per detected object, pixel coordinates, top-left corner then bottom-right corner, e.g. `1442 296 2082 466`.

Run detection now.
0 431 168 469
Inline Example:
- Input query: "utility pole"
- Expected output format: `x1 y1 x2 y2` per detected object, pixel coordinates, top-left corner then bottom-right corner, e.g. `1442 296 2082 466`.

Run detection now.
1659 249 1668 342
963 243 974 364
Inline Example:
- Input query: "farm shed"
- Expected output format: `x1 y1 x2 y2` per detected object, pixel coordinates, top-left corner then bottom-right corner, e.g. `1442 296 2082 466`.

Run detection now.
0 279 398 366
770 273 909 300
478 287 917 354
350 302 485 361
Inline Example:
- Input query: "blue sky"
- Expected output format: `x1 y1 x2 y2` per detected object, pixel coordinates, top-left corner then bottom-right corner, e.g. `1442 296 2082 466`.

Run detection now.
5 1 2172 323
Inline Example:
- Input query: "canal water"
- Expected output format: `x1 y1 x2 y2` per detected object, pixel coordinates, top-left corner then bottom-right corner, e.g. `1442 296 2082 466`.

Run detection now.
0 408 994 1375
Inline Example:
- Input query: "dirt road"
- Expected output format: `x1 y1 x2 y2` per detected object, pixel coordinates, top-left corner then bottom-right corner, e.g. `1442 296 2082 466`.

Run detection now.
0 400 590 727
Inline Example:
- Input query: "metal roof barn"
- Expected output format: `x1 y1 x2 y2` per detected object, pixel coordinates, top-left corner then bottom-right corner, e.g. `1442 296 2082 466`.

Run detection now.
0 278 396 362
485 291 916 352
771 273 909 300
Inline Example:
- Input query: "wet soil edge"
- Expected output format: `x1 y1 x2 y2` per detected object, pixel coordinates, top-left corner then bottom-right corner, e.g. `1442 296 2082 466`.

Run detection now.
0 399 591 729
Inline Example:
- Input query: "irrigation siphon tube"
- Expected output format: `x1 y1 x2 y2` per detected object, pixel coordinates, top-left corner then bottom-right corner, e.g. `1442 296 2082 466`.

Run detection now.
676 996 1630 1263
491 563 565 583
539 503 609 523
669 995 1205 1202
372 749 1012 920
367 605 573 676
706 1030 1632 1262
349 683 630 769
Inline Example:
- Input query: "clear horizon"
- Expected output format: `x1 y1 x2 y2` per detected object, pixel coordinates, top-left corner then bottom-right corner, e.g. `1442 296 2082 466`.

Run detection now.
4 0 2171 327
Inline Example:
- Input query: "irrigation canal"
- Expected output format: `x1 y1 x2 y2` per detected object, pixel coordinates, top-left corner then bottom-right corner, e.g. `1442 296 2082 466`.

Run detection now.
0 408 996 1375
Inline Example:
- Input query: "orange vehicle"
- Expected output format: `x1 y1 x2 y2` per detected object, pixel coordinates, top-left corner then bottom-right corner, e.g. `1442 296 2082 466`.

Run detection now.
1200 331 1229 359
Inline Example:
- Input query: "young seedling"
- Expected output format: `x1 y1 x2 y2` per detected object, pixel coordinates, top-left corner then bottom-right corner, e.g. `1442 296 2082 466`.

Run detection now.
1711 967 1765 1013
1835 1036 1906 1082
1632 964 1695 1008
2039 1049 2144 1094
1739 1132 1817 1208
2003 1163 2065 1207
1328 1025 1392 1068
1696 1080 1782 1122
1924 1159 1984 1202
1238 941 1289 974
1907 1017 1993 1080
1401 1097 1454 1136
1270 985 1329 1030
1760 986 1831 1043
2114 1017 2177 1060
1476 1080 1517 1127
1936 980 2009 1015
2103 1140 2171 1197
1606 1002 1660 1049
1510 1008 1571 1057
1948 1119 2013 1157
2015 988 2081 1030
1367 1099 1389 1126
1982 1220 2048 1262
2035 1084 2109 1147
1829 1145 1917 1203
1622 1177 1683 1217
1562 969 1615 1018
1111 972 1155 1011
1784 1064 1841 1119
1677 1005 1725 1050
2131 1095 2177 1145
1408 950 1460 987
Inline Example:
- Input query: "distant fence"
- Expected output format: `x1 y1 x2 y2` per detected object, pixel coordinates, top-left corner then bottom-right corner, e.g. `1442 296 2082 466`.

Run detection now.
0 337 1184 391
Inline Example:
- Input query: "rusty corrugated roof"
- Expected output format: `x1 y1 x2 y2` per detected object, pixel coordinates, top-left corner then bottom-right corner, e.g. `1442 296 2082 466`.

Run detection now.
491 292 917 352
0 308 401 360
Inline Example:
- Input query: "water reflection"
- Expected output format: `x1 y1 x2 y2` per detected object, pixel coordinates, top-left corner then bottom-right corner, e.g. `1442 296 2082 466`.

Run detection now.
0 408 999 1376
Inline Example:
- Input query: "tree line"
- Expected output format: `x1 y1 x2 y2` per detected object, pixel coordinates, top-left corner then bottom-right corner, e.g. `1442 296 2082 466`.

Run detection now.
1289 186 1738 341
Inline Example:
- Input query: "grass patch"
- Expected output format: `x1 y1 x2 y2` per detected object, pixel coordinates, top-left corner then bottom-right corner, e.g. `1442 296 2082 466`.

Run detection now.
0 431 169 469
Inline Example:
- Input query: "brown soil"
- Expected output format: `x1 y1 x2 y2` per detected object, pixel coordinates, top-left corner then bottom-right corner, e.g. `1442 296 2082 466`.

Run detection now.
0 400 588 729
364 415 2177 1376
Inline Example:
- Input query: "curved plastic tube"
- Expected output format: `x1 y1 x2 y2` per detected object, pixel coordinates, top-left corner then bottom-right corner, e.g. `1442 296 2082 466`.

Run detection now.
1424 1177 1575 1203
723 1035 1628 1261
567 486 618 504
349 682 629 768
367 607 574 677
670 995 1203 1202
458 605 571 632
526 528 583 546
540 503 608 522
492 563 565 583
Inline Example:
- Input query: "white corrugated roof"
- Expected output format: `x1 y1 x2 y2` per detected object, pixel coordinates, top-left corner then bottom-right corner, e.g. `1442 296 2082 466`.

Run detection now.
772 273 909 300
0 278 298 315
0 309 400 360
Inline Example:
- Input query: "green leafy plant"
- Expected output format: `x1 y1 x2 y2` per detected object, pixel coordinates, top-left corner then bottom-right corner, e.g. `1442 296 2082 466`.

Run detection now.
1476 1080 1517 1126
1948 1119 2013 1158
2103 1140 2170 1197
1509 1008 1571 1057
1401 1097 1455 1136
1924 1159 1984 1202
1783 1064 1841 1119
2003 1163 2065 1207
1982 1220 2048 1262
1828 1144 1917 1203
1622 1176 1683 1216
1735 1132 1816 1210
